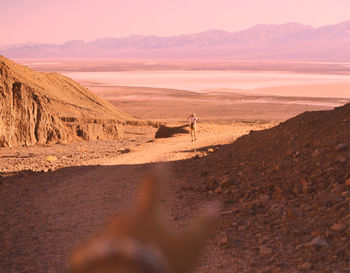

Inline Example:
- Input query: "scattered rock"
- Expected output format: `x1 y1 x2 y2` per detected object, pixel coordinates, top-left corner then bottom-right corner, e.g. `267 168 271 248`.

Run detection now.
119 148 130 154
337 156 346 163
214 186 222 193
218 232 228 245
155 125 189 139
299 262 312 270
46 155 57 162
335 143 348 151
220 210 233 215
305 237 329 247
287 207 303 218
345 178 350 186
331 223 347 232
312 149 320 158
285 149 293 156
238 225 245 232
259 245 272 255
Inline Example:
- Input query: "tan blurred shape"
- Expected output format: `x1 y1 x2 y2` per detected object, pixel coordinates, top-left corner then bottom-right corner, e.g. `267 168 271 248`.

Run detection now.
70 166 219 273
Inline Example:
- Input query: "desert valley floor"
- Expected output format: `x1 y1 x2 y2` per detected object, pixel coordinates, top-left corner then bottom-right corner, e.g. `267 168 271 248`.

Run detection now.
2 59 350 272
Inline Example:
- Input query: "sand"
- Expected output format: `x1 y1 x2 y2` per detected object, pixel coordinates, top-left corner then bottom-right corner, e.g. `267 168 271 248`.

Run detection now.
88 85 349 122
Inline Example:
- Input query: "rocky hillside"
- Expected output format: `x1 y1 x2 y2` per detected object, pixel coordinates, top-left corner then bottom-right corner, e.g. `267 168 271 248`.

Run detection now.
0 56 133 147
180 103 350 272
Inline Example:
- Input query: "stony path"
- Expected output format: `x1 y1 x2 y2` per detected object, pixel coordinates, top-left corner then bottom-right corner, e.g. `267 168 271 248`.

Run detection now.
1 163 154 272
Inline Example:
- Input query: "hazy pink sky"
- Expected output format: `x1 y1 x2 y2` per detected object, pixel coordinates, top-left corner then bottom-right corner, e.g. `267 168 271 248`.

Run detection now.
2 0 350 45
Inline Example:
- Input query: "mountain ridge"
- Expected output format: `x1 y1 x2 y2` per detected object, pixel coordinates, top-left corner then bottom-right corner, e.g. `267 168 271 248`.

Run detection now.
1 20 350 60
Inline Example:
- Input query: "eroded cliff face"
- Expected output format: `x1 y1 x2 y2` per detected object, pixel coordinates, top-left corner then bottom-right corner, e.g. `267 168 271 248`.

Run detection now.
0 56 124 147
1 69 68 147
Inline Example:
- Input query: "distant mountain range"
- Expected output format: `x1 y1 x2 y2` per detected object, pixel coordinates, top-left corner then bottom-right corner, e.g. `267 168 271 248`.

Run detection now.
2 21 350 61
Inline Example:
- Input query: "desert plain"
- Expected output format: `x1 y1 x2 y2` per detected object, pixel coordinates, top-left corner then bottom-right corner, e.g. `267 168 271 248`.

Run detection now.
3 59 350 173
2 58 350 272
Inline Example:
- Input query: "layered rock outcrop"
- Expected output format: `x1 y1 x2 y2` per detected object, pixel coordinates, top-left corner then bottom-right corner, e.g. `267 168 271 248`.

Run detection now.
0 56 132 147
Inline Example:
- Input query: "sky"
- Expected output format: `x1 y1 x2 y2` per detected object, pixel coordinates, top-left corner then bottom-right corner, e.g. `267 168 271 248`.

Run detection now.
1 0 350 45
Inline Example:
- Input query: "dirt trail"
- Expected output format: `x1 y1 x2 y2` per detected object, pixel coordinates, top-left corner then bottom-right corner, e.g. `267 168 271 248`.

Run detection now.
0 122 272 273
95 122 266 165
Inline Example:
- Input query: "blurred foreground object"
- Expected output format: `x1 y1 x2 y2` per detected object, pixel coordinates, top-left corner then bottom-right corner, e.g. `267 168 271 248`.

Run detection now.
70 168 219 273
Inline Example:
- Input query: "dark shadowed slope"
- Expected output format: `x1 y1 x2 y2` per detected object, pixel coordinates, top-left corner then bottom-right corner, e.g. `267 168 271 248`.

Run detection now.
181 102 350 271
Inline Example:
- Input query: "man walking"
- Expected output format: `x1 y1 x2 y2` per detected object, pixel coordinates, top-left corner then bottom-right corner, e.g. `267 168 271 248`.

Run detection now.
188 113 200 142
